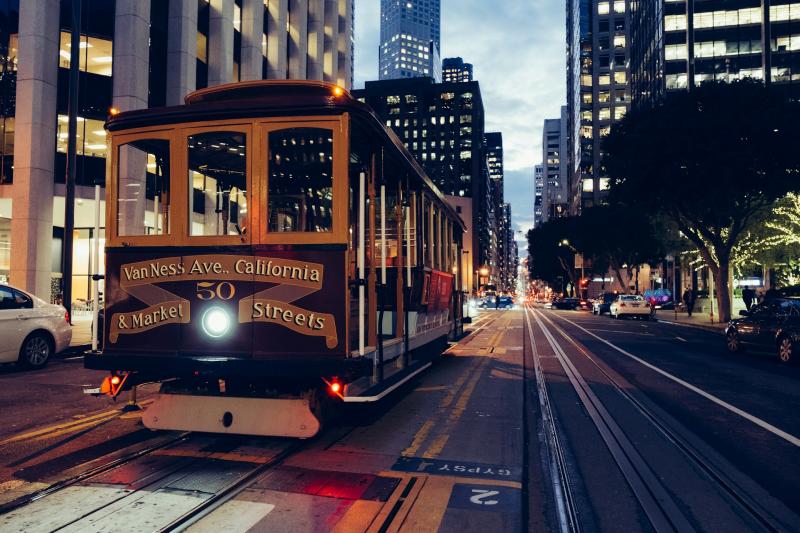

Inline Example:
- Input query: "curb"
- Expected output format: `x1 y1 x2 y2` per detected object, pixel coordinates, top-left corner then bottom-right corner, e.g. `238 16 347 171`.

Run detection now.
655 318 726 334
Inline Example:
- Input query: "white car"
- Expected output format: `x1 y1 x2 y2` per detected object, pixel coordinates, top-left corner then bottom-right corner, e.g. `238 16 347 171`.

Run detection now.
0 284 72 368
609 294 652 319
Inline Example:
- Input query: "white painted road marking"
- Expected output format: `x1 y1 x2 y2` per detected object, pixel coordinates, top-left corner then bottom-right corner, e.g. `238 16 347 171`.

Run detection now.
470 489 500 506
675 336 687 342
554 313 800 448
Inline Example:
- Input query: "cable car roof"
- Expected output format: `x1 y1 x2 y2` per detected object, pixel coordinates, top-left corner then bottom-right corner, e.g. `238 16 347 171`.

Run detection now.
106 80 465 231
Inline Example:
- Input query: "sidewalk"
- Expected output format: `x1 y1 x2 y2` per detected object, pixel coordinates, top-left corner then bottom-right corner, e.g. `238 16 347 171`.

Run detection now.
653 310 727 332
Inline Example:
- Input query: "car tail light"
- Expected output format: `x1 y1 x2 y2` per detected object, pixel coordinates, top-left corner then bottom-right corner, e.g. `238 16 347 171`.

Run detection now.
620 303 626 307
64 310 70 323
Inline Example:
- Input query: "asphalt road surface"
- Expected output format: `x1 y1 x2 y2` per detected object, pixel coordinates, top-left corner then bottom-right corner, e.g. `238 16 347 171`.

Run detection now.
0 308 796 532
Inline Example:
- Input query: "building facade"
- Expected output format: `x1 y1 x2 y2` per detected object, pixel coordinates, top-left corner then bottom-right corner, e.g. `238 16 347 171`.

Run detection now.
534 164 544 226
1 0 354 302
566 0 631 210
352 77 492 281
379 0 441 81
442 56 473 82
631 0 800 105
484 131 505 288
540 108 569 222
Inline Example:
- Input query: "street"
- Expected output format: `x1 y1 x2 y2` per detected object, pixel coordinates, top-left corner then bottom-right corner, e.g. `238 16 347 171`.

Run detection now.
0 308 797 531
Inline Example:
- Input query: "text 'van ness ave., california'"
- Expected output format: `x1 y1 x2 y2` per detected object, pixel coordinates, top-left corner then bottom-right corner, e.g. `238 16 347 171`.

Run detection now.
119 255 323 288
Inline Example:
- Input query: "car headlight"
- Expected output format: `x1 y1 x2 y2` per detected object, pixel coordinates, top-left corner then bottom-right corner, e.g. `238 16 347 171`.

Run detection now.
202 306 231 338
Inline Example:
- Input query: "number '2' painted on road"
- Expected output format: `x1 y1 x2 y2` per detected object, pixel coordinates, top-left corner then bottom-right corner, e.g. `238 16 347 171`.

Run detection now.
469 489 500 505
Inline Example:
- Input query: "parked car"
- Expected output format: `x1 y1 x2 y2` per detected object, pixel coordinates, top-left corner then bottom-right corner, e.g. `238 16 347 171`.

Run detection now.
552 297 581 310
592 293 617 315
725 297 800 364
0 284 72 368
609 294 651 319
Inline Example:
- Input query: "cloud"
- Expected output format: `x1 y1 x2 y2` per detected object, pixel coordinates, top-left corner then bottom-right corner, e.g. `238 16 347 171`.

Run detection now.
354 0 565 256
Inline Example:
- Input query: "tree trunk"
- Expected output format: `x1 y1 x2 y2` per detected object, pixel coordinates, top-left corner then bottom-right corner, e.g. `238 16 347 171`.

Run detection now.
715 261 732 323
635 265 640 294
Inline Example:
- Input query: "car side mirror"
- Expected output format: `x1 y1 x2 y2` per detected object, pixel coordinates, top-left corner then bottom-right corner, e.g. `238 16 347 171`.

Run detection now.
739 310 750 317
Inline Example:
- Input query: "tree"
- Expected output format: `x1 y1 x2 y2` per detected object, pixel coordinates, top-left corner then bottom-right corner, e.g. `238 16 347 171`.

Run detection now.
527 217 578 293
603 80 800 322
570 206 668 293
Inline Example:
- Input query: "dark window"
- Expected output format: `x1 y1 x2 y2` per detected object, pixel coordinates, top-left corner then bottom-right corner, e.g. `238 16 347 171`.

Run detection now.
117 139 170 237
188 132 247 237
0 286 31 310
268 128 333 233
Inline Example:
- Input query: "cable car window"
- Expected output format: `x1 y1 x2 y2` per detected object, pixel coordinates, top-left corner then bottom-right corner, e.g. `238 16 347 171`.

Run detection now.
268 128 333 233
117 139 170 237
188 131 247 237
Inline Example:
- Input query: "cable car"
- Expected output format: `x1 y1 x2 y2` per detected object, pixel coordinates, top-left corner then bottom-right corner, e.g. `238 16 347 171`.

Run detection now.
85 81 466 438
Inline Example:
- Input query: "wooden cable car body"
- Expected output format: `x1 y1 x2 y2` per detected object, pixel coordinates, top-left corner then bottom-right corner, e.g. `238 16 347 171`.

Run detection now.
85 81 466 438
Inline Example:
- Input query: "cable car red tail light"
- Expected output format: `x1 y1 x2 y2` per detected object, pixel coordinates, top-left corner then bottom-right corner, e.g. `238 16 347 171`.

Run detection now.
322 377 344 398
64 310 70 324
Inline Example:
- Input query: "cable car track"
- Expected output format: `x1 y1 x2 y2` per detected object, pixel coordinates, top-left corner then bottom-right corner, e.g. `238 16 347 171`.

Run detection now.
0 432 191 516
527 306 797 532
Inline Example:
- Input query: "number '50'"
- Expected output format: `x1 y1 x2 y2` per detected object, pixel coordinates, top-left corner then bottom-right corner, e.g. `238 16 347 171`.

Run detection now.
196 282 236 300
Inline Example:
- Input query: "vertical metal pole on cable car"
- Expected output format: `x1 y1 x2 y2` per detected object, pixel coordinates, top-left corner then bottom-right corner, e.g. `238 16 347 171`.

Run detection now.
358 172 366 358
404 190 411 366
378 183 386 366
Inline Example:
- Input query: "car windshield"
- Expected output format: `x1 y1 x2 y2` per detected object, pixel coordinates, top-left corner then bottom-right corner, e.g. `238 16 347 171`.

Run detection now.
620 295 644 301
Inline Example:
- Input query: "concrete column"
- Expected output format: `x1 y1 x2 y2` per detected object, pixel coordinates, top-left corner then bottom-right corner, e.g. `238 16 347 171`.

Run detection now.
166 0 197 105
10 0 59 300
208 0 234 86
113 0 150 112
240 0 265 81
337 0 353 89
113 1 151 237
323 0 339 83
288 0 308 79
267 0 288 79
307 0 325 80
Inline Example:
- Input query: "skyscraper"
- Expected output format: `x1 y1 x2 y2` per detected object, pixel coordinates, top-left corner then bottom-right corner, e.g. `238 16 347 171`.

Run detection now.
534 164 545 226
379 0 442 81
631 0 800 106
442 57 474 82
484 132 505 289
540 107 569 222
1 0 354 302
566 0 631 210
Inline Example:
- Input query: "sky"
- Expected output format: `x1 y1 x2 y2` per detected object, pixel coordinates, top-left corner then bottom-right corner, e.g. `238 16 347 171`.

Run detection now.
353 0 567 254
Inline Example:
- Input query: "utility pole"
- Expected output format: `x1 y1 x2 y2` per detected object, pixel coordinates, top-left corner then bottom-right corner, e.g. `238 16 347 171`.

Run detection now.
62 0 82 322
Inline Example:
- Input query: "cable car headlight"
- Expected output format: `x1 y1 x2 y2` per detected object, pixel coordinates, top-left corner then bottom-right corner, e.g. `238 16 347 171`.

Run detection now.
202 307 230 338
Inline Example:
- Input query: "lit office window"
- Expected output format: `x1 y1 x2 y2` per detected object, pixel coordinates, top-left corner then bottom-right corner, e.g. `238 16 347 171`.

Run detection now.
614 71 627 84
599 74 611 85
665 73 688 89
598 2 610 15
598 108 611 121
664 15 687 31
613 35 626 48
614 107 627 120
582 179 594 192
58 32 113 76
665 44 688 60
613 1 625 14
56 115 108 159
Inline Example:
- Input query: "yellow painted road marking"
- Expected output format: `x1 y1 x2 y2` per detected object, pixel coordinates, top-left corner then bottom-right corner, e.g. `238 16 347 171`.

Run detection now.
0 399 154 446
401 356 482 457
422 357 489 459
366 476 427 533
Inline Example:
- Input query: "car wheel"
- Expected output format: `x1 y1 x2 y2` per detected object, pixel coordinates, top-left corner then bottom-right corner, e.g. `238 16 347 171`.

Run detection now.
778 336 794 364
726 330 742 353
19 332 53 369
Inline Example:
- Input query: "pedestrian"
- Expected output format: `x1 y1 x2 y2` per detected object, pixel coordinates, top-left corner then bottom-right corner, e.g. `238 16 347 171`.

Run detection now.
494 294 500 310
742 287 755 311
682 287 696 317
